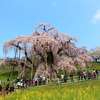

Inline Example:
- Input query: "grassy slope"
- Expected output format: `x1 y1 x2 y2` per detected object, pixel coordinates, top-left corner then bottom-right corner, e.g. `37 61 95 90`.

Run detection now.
0 62 100 81
0 71 18 81
0 62 100 100
90 62 100 69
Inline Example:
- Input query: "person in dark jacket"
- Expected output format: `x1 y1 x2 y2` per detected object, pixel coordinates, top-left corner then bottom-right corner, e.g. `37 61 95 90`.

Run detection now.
64 75 67 83
6 85 9 94
0 84 2 91
9 84 15 92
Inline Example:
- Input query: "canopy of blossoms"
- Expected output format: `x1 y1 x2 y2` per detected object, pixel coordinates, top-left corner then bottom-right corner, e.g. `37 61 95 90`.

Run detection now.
3 23 92 78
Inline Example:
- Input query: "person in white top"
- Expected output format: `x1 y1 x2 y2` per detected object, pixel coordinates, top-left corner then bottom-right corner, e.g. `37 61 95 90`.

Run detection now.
61 73 64 82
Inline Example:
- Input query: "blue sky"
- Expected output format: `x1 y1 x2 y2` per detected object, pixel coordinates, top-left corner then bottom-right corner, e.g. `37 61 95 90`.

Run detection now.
0 0 100 58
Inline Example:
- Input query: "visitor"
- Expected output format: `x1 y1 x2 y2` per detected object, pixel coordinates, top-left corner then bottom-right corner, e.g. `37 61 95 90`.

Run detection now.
16 77 20 89
7 78 10 86
80 71 83 81
22 77 26 88
61 73 64 82
87 70 91 80
34 76 38 86
9 83 15 93
77 70 80 81
0 84 2 92
70 72 74 82
95 69 99 78
0 84 2 95
93 70 96 78
42 75 46 85
63 75 67 83
83 70 87 80
6 84 9 94
38 76 42 85
25 78 29 87
29 77 34 86
46 75 50 84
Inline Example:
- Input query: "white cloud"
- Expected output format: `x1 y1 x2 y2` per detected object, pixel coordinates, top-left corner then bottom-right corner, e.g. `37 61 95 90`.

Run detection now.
52 2 57 7
91 9 100 23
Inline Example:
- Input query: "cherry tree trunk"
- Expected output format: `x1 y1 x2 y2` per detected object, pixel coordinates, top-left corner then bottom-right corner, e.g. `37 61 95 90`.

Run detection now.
10 65 14 78
31 46 34 78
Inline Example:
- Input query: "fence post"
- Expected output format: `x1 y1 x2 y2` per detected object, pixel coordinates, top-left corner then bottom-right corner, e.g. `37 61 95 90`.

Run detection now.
3 82 6 98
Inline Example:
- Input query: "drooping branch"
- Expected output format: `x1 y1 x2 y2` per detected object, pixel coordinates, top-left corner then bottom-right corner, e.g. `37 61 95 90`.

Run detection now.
3 23 91 78
12 43 32 64
11 43 23 51
24 47 32 64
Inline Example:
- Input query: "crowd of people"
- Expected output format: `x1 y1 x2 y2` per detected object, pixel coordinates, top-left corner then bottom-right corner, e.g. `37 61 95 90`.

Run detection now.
60 69 100 83
77 69 99 81
0 75 47 95
1 75 47 94
0 80 15 95
0 69 100 95
13 75 47 89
